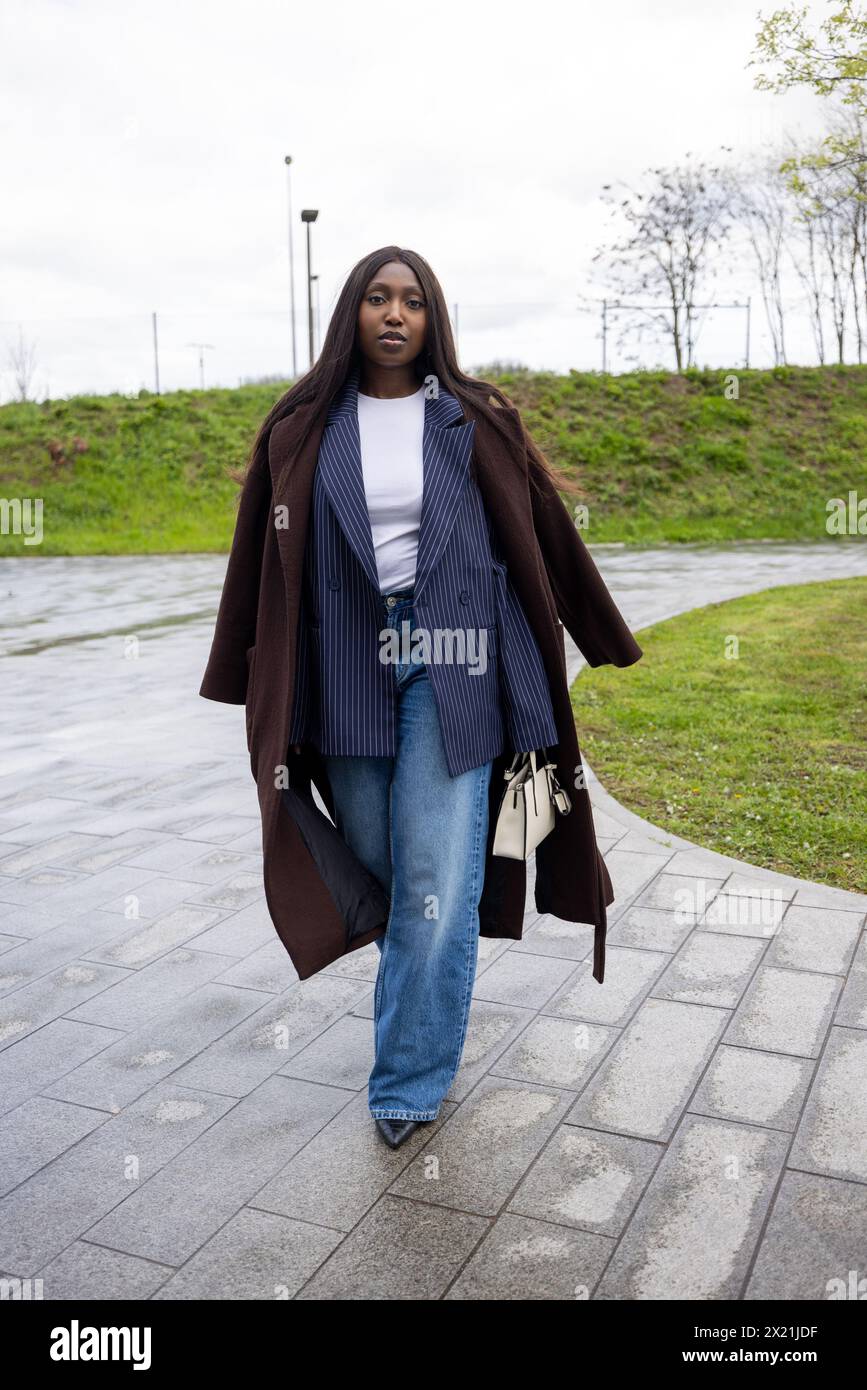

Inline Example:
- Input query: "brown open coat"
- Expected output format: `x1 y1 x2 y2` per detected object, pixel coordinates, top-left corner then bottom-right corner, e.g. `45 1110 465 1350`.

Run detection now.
199 395 643 984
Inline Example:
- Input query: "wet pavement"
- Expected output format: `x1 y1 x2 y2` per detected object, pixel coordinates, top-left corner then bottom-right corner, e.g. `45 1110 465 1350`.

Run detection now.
0 540 865 1299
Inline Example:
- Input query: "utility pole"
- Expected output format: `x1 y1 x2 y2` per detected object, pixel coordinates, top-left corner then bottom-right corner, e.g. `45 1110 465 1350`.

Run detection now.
187 342 215 390
152 311 160 394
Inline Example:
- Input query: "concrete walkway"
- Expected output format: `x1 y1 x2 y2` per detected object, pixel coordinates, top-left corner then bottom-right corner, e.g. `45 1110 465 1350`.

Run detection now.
0 541 865 1300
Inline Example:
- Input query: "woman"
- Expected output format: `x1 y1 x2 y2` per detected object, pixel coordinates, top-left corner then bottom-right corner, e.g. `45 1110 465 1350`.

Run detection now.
199 246 643 1151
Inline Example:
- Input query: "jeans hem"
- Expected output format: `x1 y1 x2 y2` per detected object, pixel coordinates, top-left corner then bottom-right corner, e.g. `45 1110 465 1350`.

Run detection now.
370 1109 438 1122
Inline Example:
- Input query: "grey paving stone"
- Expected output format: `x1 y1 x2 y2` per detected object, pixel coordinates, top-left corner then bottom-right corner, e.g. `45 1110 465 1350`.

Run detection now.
723 870 798 897
472 947 578 1009
56 830 175 875
588 807 628 839
184 899 277 958
593 1114 789 1299
547 946 671 1026
0 1018 123 1117
320 945 381 981
171 849 261 887
664 847 748 877
565 998 730 1141
151 1207 342 1299
507 1125 661 1236
123 837 235 872
187 872 263 912
0 902 84 940
490 1014 617 1091
765 903 864 975
788 1026 867 1182
2 865 157 916
99 876 219 921
43 983 271 1111
389 1076 571 1216
607 906 696 952
0 959 132 1052
651 931 767 1007
65 946 236 1033
0 1097 108 1197
166 974 372 1096
691 1045 815 1131
86 1076 353 1266
34 1240 176 1300
444 999 536 1102
0 834 108 876
445 1210 614 1300
600 849 673 919
278 1014 373 1090
744 1170 867 1300
836 930 867 1029
792 883 866 912
85 904 229 969
0 868 84 904
0 1083 235 1274
473 933 515 972
177 815 261 847
634 872 725 917
509 913 595 961
0 909 164 991
253 1091 454 1232
724 967 842 1057
0 797 93 828
294 1193 488 1300
215 938 301 994
699 883 788 939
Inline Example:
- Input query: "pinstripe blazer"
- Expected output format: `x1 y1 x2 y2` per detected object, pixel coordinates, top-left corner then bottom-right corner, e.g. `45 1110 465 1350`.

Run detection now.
287 365 558 775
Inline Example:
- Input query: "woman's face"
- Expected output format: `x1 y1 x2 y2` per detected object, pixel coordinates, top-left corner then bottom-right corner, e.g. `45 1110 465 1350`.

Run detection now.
357 261 428 368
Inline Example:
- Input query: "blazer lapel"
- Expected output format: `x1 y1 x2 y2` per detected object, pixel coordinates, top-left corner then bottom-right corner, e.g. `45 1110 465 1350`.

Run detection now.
316 361 476 604
413 384 475 607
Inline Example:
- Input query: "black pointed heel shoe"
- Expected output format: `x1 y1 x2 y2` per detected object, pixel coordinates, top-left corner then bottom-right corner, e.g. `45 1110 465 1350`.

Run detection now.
374 1117 422 1149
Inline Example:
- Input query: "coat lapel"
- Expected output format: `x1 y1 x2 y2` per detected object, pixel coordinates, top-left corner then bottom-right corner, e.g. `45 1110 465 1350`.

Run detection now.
314 363 476 605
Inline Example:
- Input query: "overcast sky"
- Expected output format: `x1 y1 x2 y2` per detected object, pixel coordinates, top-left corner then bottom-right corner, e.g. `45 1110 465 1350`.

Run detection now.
1 0 830 399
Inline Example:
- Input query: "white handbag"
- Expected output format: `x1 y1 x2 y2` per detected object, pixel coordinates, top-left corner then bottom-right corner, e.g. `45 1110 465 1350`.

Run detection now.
492 748 572 859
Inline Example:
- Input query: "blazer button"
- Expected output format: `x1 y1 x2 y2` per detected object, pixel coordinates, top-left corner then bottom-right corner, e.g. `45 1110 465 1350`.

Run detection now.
328 577 340 590
459 589 470 604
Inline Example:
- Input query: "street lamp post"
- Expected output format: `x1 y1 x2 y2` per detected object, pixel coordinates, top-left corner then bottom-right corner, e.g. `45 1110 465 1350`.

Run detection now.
284 155 297 380
311 273 320 358
301 209 319 371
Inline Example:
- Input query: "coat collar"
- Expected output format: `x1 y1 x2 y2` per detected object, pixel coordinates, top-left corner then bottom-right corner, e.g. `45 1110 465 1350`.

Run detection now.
314 362 476 606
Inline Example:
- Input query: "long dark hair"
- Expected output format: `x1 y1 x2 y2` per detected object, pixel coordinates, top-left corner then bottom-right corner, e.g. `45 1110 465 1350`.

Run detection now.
238 245 580 500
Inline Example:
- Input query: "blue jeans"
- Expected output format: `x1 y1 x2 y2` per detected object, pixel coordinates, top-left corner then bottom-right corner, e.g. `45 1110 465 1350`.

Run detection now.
322 587 493 1121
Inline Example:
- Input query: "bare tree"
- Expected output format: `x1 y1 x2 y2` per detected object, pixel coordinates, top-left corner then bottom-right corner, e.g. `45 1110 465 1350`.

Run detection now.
6 325 39 402
782 111 867 364
789 198 829 364
593 154 734 371
730 158 791 364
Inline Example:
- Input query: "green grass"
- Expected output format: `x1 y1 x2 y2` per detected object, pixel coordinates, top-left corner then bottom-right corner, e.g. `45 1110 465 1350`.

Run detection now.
570 577 867 893
1 365 867 553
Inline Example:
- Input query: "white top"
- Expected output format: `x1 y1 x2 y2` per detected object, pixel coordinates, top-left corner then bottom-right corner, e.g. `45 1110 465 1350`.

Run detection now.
356 384 426 593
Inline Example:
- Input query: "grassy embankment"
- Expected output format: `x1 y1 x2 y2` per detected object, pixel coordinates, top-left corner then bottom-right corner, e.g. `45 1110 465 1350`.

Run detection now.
1 364 866 553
